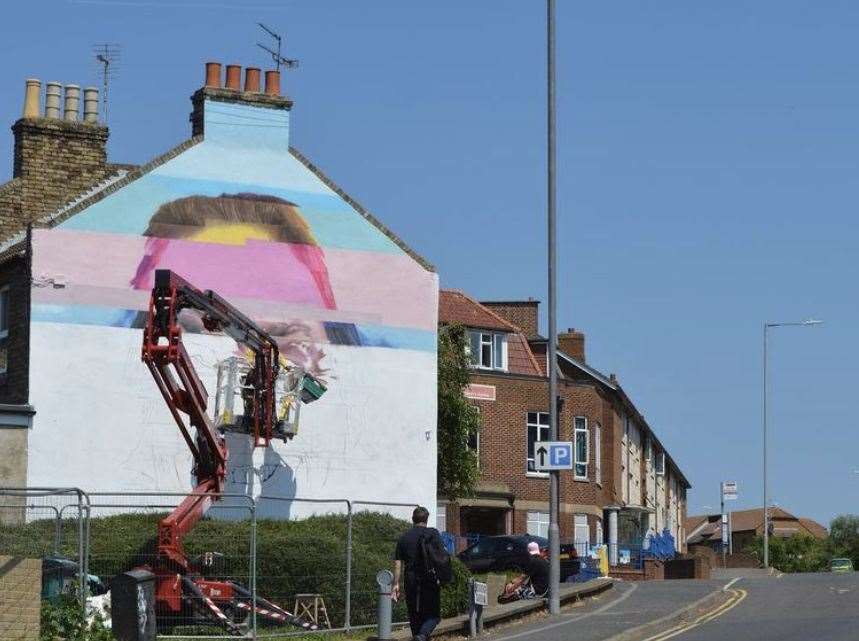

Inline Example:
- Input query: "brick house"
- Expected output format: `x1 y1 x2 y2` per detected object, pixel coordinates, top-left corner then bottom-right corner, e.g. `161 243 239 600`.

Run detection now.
438 291 690 560
686 507 828 554
0 64 439 520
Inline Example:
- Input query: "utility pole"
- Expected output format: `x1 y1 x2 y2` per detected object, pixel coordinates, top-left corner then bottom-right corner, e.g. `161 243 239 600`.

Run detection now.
546 0 560 616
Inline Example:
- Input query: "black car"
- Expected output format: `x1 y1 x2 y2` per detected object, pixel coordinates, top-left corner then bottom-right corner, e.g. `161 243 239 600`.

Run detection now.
457 535 580 579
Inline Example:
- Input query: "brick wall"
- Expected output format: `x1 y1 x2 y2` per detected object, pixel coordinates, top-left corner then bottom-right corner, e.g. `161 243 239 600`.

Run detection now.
0 556 41 640
480 301 539 338
3 117 109 240
0 254 30 405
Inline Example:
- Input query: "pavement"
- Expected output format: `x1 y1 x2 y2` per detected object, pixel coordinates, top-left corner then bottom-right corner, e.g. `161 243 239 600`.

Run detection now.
478 579 727 641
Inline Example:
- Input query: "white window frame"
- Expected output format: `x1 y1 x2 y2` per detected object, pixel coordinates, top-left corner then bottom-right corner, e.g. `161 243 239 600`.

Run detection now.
594 423 602 486
573 416 589 480
526 411 550 477
527 511 550 538
468 329 508 371
574 514 590 548
0 286 9 375
436 502 447 532
655 451 666 476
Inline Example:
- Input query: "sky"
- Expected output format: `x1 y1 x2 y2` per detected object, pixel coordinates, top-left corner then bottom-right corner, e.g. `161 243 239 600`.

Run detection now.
1 1 856 527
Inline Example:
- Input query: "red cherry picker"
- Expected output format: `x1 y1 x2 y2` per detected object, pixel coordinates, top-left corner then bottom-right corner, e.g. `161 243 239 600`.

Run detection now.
141 269 327 635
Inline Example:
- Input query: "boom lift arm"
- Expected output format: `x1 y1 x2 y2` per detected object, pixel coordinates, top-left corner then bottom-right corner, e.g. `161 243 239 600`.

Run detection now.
141 269 325 633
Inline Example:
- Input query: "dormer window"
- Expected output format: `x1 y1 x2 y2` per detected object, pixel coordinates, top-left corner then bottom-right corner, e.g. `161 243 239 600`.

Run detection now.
467 330 507 371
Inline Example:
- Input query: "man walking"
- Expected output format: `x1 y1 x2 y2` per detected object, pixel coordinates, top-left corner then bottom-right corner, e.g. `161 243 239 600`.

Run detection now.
392 506 443 641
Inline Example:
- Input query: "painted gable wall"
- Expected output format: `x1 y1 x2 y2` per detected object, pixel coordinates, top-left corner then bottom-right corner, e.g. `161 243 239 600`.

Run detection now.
28 98 438 519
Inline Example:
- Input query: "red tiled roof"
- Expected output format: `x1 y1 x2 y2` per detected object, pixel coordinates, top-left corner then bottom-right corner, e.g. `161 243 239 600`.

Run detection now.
439 290 517 332
439 290 542 376
798 518 828 539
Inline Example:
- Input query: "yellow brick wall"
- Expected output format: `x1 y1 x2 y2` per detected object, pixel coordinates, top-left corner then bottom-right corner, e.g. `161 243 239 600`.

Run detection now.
0 556 41 641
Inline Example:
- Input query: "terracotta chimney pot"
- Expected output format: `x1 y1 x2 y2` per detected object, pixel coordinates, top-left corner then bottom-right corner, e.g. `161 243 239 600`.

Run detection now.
244 67 261 93
23 79 41 118
225 64 241 90
264 70 281 96
205 62 222 88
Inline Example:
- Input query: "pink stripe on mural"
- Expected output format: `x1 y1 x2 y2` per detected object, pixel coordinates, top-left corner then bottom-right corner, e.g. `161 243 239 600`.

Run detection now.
32 229 436 330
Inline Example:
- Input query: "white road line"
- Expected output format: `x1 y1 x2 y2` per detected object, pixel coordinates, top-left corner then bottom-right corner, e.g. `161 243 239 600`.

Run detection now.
489 583 640 641
723 577 742 590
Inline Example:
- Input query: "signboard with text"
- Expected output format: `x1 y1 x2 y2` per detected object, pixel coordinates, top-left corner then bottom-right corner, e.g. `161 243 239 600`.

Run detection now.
533 441 574 471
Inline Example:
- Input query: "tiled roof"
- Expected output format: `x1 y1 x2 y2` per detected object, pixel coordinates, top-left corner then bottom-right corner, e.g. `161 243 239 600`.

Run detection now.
439 290 543 376
798 518 828 539
439 290 517 332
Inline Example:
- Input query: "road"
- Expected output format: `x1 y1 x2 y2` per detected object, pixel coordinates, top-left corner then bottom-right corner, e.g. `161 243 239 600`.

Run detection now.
651 571 859 641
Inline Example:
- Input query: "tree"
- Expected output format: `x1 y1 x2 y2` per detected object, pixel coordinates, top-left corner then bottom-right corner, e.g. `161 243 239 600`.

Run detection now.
828 514 859 565
437 324 481 501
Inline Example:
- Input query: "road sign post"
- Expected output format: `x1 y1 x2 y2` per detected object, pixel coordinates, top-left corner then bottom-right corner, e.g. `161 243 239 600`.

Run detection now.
720 482 738 567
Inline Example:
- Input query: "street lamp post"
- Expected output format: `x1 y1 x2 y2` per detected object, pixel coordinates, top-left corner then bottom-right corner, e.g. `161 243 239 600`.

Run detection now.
763 319 822 568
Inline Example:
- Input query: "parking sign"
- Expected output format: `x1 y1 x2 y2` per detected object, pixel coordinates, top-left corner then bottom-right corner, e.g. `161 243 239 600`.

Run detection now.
534 441 574 471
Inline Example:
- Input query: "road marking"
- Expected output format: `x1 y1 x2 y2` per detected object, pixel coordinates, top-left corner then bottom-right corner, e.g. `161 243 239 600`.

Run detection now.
639 588 748 641
488 583 639 641
723 577 742 590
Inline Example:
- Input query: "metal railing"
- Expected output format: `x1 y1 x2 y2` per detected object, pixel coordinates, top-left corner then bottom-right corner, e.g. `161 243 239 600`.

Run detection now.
0 486 421 639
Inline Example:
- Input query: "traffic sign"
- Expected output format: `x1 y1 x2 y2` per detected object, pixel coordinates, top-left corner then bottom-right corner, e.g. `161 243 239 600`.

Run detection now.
472 581 488 607
534 441 574 471
721 481 738 501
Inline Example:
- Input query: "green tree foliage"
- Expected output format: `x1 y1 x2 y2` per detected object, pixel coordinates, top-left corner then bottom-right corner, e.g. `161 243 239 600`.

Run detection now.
437 324 481 501
827 514 859 566
746 533 828 573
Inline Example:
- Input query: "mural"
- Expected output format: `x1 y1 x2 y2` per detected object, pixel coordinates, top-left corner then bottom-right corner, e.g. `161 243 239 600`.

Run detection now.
28 97 438 518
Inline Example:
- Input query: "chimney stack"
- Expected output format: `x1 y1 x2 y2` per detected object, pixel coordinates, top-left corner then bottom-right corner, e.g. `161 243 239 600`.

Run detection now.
45 82 62 119
244 67 261 93
264 70 280 96
225 64 241 90
63 85 81 122
83 87 99 123
205 62 222 88
23 79 41 118
558 328 586 363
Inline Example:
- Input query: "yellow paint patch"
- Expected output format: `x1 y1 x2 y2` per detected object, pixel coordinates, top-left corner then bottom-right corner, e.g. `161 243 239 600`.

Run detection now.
189 222 276 245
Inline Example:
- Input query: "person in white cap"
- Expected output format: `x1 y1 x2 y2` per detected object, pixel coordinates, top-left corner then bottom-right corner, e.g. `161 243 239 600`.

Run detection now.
526 541 550 596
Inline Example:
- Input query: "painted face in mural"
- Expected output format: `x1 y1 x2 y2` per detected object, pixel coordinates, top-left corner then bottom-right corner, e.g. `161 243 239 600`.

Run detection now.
130 193 334 379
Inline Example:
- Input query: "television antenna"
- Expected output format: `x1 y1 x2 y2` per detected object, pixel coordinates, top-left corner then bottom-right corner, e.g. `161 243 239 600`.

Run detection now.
257 23 299 72
93 44 121 125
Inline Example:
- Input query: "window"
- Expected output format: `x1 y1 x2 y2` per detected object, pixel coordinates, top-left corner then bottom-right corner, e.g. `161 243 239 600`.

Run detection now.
526 412 550 474
527 511 549 538
574 514 589 548
436 503 447 532
655 451 666 476
594 423 602 486
574 417 589 479
468 330 507 371
0 287 9 375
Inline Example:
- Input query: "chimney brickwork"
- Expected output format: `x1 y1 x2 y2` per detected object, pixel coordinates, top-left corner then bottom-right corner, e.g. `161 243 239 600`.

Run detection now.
559 328 586 363
481 300 540 338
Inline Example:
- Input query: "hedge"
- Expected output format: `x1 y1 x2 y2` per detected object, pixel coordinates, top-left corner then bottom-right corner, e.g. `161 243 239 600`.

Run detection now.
0 510 470 631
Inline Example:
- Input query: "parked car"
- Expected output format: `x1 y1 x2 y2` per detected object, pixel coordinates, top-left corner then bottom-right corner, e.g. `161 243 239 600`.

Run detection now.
457 535 580 580
831 558 854 573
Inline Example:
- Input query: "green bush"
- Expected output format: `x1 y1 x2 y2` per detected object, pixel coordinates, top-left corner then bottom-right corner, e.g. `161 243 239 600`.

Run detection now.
0 510 473 632
40 594 112 641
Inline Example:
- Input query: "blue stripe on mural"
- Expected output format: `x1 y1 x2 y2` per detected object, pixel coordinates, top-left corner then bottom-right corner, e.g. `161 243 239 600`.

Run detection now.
31 304 435 352
60 172 402 255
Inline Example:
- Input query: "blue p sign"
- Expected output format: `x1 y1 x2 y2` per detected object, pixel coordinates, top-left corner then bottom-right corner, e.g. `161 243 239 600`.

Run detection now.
550 443 572 467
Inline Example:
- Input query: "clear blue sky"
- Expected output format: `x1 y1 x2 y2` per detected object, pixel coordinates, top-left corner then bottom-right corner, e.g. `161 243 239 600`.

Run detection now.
2 1 856 527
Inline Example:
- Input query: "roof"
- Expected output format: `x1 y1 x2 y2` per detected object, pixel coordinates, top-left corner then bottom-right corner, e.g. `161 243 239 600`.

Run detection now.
439 290 543 376
685 508 827 540
798 517 828 539
439 290 518 332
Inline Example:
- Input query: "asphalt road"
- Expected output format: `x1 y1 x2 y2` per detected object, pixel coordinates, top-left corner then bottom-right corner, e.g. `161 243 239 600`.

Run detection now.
663 572 859 641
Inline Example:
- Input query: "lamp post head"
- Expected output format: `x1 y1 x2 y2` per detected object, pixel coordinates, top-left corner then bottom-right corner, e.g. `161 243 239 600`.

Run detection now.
802 319 823 326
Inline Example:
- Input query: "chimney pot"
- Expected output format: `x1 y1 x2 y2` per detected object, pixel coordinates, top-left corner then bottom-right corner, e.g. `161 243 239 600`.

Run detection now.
244 67 261 93
23 79 41 118
45 82 62 119
225 64 241 90
264 70 281 96
205 62 222 88
83 87 99 123
63 85 81 122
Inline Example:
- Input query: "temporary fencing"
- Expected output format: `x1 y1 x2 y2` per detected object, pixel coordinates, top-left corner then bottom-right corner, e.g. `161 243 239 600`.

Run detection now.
0 486 421 639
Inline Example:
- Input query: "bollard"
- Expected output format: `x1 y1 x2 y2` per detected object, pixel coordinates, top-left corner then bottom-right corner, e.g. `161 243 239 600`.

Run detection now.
376 569 394 640
469 578 487 638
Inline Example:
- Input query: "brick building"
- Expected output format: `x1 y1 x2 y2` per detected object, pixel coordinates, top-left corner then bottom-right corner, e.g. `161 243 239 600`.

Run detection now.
686 507 828 554
438 290 690 559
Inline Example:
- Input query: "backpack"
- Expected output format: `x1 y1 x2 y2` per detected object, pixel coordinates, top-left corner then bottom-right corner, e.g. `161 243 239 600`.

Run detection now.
419 529 453 585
